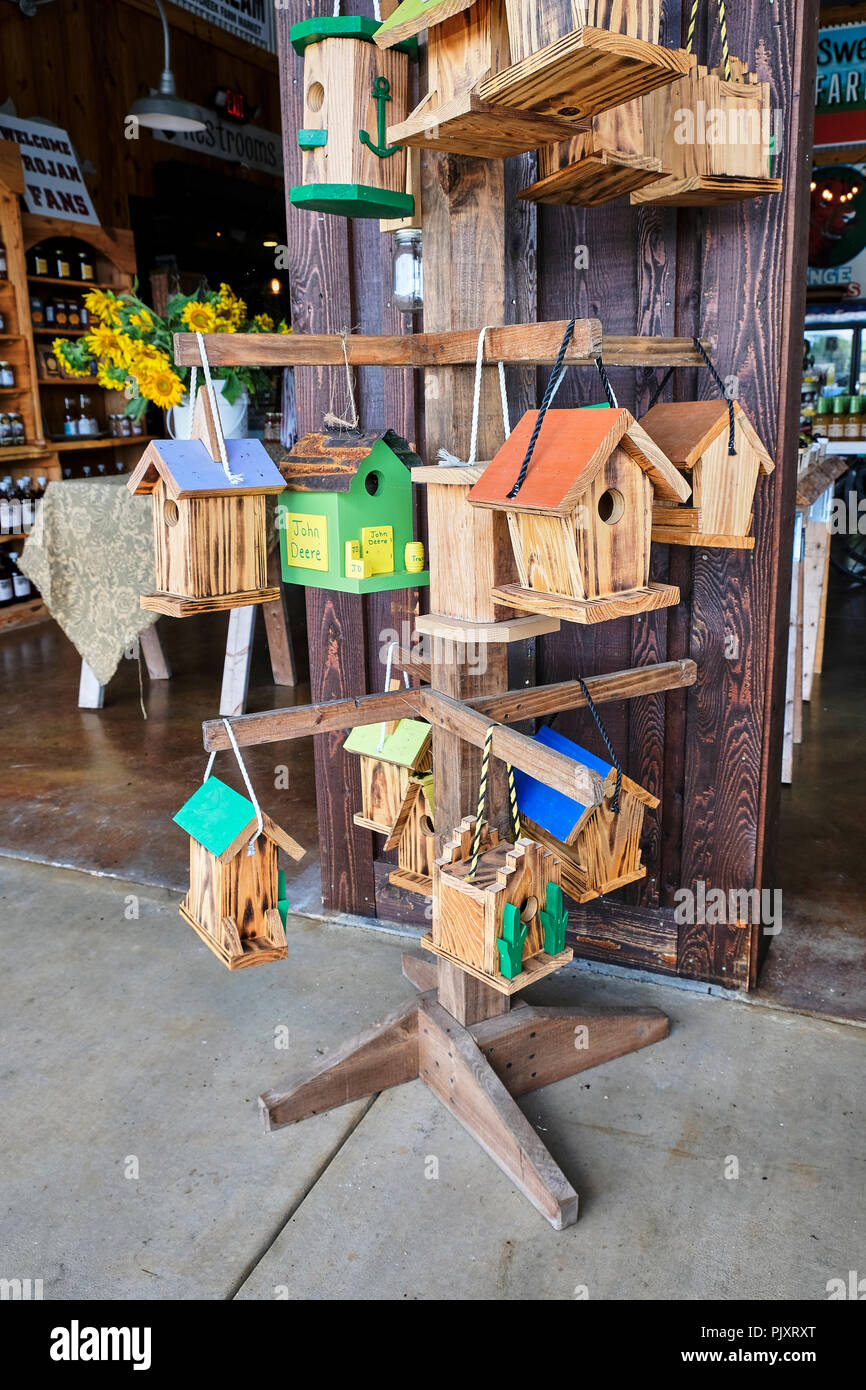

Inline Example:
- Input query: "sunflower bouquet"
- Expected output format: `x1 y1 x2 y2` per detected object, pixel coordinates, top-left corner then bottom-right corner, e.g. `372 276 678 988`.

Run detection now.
52 283 289 426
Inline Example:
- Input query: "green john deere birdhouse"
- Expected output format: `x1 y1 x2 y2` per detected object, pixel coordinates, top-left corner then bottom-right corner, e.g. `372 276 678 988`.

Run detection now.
278 430 429 595
289 16 416 219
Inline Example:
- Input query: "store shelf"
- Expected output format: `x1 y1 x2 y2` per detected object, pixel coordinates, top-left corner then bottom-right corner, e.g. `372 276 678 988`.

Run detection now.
0 597 48 631
34 327 87 338
38 377 100 386
821 440 866 456
0 444 53 461
51 434 153 451
27 276 113 290
0 532 28 542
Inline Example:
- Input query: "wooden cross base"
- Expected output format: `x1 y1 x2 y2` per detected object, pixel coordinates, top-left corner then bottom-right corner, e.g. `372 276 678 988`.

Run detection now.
258 954 669 1230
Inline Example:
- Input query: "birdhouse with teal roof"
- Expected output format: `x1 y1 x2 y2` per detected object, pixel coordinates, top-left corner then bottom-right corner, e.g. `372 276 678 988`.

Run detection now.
173 776 305 971
513 724 658 904
278 430 428 594
289 13 416 219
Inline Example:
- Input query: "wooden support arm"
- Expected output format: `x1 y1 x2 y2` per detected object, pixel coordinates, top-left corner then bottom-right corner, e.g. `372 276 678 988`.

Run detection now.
174 324 711 370
202 688 421 750
466 659 697 723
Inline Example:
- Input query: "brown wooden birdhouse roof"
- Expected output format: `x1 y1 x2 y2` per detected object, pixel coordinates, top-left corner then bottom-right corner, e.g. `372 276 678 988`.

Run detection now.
280 430 421 493
467 407 691 516
639 400 775 475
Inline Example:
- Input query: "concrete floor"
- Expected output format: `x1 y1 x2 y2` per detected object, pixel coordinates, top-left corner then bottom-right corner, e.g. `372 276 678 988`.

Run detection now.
1 855 862 1301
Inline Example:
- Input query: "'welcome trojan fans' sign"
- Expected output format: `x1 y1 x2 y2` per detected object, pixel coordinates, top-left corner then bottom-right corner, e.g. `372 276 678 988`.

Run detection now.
173 0 276 53
0 115 98 224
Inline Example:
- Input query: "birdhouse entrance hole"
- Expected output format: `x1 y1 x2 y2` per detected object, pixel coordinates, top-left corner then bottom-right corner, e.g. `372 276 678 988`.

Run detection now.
163 499 180 527
307 81 325 112
520 894 539 924
598 488 625 525
419 813 435 837
365 470 382 496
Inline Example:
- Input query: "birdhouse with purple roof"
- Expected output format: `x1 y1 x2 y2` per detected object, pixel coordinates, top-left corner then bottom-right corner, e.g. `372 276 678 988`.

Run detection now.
128 390 286 617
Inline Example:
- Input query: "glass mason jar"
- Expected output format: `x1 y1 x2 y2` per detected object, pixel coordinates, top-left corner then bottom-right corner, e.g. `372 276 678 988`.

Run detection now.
392 230 423 315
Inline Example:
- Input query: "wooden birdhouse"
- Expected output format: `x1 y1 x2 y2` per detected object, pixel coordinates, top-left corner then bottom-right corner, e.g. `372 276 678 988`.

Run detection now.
344 717 436 896
374 0 689 160
278 430 429 594
640 400 775 548
514 724 658 904
423 817 572 995
467 405 691 624
289 14 416 219
173 776 305 971
631 57 783 206
128 393 285 617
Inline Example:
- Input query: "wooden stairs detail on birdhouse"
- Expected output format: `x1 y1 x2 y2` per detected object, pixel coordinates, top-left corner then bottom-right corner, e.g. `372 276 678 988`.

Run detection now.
423 817 572 995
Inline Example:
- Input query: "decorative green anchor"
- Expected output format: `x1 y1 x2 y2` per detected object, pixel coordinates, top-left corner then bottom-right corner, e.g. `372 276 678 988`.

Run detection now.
358 76 402 159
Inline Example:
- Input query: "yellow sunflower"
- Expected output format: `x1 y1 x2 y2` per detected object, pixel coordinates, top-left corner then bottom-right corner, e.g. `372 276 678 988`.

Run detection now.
85 324 124 360
84 289 120 325
181 300 218 334
137 362 185 411
129 308 154 330
253 313 275 332
52 340 92 377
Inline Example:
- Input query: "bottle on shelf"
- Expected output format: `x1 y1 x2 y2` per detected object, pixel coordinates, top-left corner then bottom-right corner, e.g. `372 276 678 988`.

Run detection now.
0 361 15 387
96 463 107 477
9 412 25 446
0 477 13 534
30 295 45 327
829 396 849 441
78 248 95 283
54 299 69 329
0 414 12 450
8 552 30 603
0 239 7 279
44 299 56 328
67 299 81 329
28 245 49 277
1 474 21 531
82 465 92 479
19 477 34 532
0 308 6 332
79 299 89 327
0 551 13 607
53 242 72 280
63 397 79 437
78 394 100 436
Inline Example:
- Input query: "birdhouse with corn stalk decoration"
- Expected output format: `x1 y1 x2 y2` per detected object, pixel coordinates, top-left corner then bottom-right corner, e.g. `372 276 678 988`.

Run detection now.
289 11 416 219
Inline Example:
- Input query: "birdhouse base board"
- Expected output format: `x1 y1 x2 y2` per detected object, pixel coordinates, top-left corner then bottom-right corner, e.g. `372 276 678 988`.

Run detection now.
388 91 583 159
519 150 664 207
282 565 428 595
489 582 681 625
414 610 560 644
389 867 433 898
631 174 783 207
477 27 692 123
178 903 288 971
420 933 573 996
652 526 756 550
290 184 416 220
140 587 281 617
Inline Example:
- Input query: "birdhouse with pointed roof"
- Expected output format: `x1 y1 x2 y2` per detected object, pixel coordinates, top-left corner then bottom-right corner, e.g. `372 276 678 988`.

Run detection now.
640 399 775 548
513 725 659 904
344 717 436 893
289 14 416 219
128 391 285 617
374 0 690 161
173 776 305 971
424 817 571 994
467 405 691 624
278 430 429 594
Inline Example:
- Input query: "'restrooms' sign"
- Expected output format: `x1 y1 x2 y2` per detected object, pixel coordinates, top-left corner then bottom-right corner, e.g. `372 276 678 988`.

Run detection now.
173 0 276 53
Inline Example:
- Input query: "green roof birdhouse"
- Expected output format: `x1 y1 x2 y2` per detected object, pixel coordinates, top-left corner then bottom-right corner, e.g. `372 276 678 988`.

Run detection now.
289 14 416 219
173 776 305 971
278 430 429 594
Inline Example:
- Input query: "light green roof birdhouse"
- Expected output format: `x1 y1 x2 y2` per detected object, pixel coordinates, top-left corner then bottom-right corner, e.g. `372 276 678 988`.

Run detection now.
278 430 429 594
289 15 416 220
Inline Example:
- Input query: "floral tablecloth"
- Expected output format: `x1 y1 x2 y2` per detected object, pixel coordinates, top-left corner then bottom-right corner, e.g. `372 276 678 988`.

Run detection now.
19 477 159 686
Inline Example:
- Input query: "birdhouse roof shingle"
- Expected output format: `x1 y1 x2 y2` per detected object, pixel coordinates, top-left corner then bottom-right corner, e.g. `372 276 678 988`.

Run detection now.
639 400 775 475
467 407 690 515
173 777 305 864
280 430 422 493
128 438 286 500
375 0 478 48
343 718 432 770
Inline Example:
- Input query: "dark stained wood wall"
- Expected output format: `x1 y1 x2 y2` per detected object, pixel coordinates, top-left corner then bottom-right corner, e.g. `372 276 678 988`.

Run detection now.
276 0 818 987
0 0 281 228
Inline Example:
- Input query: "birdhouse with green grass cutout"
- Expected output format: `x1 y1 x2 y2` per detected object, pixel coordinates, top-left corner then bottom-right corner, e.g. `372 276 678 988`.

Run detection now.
289 14 416 219
278 429 428 594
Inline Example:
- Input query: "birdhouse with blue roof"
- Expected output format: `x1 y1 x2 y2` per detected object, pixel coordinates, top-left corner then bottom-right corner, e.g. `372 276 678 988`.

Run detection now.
513 724 659 904
173 775 305 971
289 13 416 220
278 430 428 594
128 389 286 617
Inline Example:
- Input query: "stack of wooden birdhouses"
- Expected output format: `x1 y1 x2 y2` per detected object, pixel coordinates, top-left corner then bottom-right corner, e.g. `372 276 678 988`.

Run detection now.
344 714 436 896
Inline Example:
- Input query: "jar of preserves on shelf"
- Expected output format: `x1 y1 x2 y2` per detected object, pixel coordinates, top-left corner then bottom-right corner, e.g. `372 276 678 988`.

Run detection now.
9 412 25 445
54 300 69 328
0 309 6 332
30 296 45 326
0 415 12 447
0 362 15 388
119 415 133 437
828 396 848 440
0 240 7 279
67 300 81 328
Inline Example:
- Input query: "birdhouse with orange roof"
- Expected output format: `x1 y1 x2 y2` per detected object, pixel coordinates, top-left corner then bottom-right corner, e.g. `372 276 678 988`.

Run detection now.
466 405 691 625
639 399 775 548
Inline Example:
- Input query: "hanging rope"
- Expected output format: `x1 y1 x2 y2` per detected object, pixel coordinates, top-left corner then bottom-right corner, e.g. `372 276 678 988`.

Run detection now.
595 355 619 408
576 678 623 814
377 640 410 753
194 331 241 485
506 761 521 842
646 365 675 412
437 325 510 466
685 0 732 81
506 318 576 499
323 329 360 432
468 725 494 879
693 337 737 455
203 718 265 854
